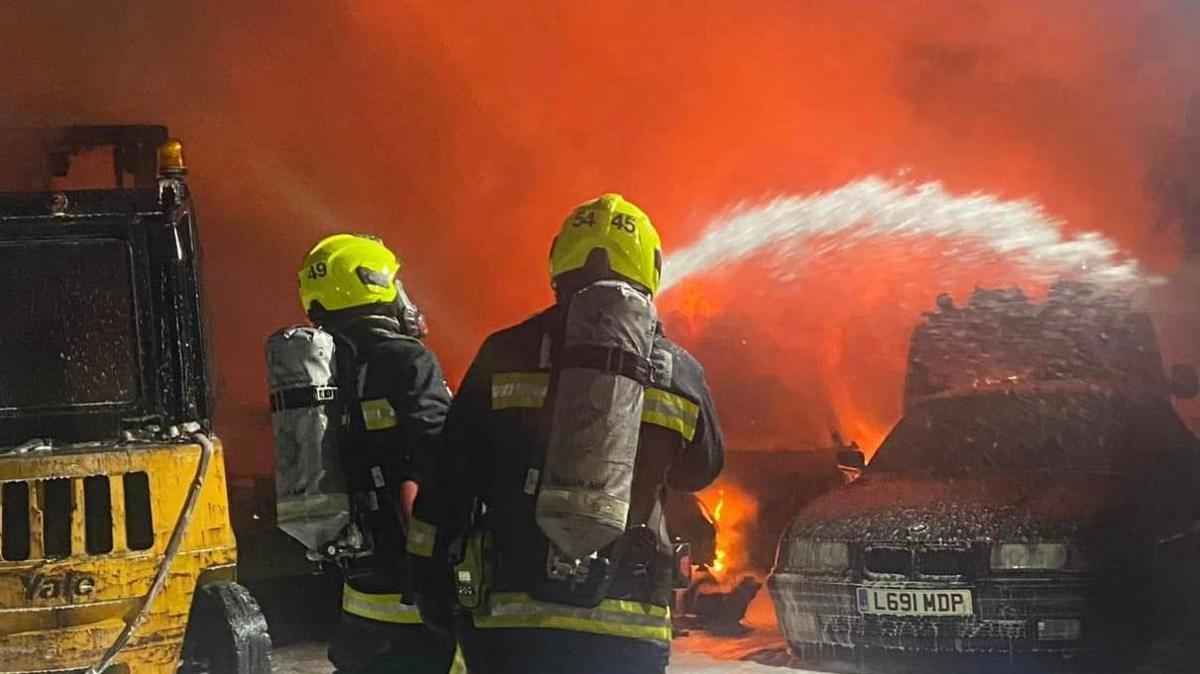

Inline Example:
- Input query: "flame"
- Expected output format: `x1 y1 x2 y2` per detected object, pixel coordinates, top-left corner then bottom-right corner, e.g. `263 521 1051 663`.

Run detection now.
699 481 758 578
710 490 728 574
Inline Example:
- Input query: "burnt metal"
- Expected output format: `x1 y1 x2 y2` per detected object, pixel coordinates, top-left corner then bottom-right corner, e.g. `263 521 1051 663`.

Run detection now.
1 125 167 189
768 286 1200 670
0 129 211 447
675 573 762 635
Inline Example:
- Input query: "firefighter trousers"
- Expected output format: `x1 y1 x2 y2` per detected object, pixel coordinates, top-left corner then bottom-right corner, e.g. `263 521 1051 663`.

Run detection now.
461 625 669 674
328 613 459 674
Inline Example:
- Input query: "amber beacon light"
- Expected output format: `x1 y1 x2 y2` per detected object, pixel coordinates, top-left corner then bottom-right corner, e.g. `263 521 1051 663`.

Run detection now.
158 137 187 176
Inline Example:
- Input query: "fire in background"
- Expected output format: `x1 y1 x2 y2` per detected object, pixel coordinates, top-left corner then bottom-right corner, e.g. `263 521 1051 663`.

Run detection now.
699 481 759 578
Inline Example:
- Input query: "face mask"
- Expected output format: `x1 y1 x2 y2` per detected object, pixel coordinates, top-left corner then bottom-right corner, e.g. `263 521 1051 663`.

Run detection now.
394 280 428 338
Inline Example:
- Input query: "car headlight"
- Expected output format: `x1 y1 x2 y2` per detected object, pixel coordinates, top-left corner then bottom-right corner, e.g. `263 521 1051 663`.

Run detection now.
789 539 849 570
990 542 1068 570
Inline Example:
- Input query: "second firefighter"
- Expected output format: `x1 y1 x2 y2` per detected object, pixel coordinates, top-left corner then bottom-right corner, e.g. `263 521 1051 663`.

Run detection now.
296 234 458 674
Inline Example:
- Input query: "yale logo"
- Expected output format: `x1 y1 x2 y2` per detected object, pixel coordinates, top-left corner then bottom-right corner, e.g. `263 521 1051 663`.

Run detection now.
19 571 96 602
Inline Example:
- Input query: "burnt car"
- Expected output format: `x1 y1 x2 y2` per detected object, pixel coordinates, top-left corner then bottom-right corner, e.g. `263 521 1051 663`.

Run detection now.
768 285 1200 673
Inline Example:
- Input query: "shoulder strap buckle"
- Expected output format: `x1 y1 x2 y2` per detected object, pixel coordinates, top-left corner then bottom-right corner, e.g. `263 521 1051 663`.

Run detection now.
270 384 342 412
560 344 653 386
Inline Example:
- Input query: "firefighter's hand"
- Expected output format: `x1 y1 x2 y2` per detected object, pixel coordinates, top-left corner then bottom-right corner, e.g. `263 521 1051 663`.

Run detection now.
397 480 419 529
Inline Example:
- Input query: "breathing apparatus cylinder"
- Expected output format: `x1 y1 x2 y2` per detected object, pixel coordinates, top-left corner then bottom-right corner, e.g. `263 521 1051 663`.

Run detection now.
267 326 351 552
535 280 658 560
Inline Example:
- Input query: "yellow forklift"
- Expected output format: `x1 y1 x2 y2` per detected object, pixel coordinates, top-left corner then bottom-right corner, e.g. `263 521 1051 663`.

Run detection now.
0 126 270 673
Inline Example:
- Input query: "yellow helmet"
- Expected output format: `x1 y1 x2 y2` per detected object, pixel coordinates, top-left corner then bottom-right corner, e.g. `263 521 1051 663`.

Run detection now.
298 234 401 314
549 193 663 295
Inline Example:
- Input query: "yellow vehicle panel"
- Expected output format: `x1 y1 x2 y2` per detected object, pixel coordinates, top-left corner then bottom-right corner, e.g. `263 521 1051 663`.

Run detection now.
0 439 237 673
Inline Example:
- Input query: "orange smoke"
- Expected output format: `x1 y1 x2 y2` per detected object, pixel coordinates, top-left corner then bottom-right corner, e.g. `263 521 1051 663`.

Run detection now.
659 238 1044 457
699 480 759 577
0 2 1197 475
673 280 723 336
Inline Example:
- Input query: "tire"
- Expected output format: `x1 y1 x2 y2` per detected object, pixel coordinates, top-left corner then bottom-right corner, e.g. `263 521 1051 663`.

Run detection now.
180 581 272 674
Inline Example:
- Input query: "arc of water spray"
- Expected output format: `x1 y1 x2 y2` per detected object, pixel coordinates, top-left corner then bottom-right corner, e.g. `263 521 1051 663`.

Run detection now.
660 177 1149 293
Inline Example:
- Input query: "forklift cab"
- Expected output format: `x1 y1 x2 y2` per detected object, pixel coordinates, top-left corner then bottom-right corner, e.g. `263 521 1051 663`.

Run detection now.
0 126 269 674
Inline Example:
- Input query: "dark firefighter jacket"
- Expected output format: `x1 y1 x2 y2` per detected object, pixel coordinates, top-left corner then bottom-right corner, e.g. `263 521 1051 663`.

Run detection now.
410 305 724 643
331 315 451 624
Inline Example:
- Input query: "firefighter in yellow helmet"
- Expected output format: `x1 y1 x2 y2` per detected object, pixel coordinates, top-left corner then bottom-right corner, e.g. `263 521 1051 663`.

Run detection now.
297 234 457 674
412 195 725 674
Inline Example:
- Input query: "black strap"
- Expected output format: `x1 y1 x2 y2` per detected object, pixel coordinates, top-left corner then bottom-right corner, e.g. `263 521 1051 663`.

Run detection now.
270 385 339 412
559 344 654 386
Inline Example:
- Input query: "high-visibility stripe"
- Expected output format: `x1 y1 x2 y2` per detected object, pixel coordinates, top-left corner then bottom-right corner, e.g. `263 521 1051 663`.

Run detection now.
276 493 350 523
642 388 700 441
492 375 699 441
473 592 672 642
407 517 437 558
491 372 550 409
361 398 398 430
342 585 423 624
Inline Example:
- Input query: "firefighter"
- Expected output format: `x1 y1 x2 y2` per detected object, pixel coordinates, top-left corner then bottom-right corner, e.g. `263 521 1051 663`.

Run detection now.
297 234 458 674
410 195 725 674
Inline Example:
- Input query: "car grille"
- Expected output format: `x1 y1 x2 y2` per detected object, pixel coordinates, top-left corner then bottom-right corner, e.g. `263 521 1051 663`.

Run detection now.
862 545 975 579
917 548 971 577
1 473 154 561
864 546 912 576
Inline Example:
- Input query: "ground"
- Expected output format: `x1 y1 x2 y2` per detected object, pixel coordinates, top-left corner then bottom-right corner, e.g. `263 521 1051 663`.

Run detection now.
269 592 809 674
270 642 812 674
259 576 1200 674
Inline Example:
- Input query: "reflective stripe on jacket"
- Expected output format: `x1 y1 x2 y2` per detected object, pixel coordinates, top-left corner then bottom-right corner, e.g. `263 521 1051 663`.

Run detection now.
473 592 672 642
488 371 700 440
424 304 725 628
330 317 451 598
342 584 424 624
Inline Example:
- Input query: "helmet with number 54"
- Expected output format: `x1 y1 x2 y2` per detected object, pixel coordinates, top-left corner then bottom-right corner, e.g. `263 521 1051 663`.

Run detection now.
549 193 663 296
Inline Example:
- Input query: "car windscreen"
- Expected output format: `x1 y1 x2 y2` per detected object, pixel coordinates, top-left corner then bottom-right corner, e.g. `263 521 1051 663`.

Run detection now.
868 390 1188 476
0 239 139 410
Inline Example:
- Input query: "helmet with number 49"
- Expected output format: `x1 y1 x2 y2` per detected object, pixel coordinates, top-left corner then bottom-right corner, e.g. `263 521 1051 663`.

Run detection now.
549 193 663 296
297 233 401 315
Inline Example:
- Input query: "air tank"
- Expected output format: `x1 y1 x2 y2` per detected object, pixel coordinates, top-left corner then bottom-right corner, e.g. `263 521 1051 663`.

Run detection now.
536 280 657 560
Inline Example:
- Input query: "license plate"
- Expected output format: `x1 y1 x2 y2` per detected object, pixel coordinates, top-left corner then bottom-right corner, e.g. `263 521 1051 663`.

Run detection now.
857 587 973 616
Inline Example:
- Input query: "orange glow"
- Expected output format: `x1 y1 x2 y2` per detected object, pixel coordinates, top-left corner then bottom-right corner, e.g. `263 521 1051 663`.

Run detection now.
699 481 758 578
659 239 1050 459
674 280 722 335
712 490 726 521
0 2 1194 479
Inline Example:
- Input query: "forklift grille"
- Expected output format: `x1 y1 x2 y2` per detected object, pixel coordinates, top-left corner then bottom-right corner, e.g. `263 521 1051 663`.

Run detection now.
0 473 154 561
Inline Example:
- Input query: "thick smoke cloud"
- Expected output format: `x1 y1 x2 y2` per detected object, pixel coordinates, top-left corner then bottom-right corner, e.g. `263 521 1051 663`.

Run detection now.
1 1 1198 472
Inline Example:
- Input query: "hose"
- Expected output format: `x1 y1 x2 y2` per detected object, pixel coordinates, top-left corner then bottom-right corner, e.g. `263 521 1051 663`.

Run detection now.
86 432 215 674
